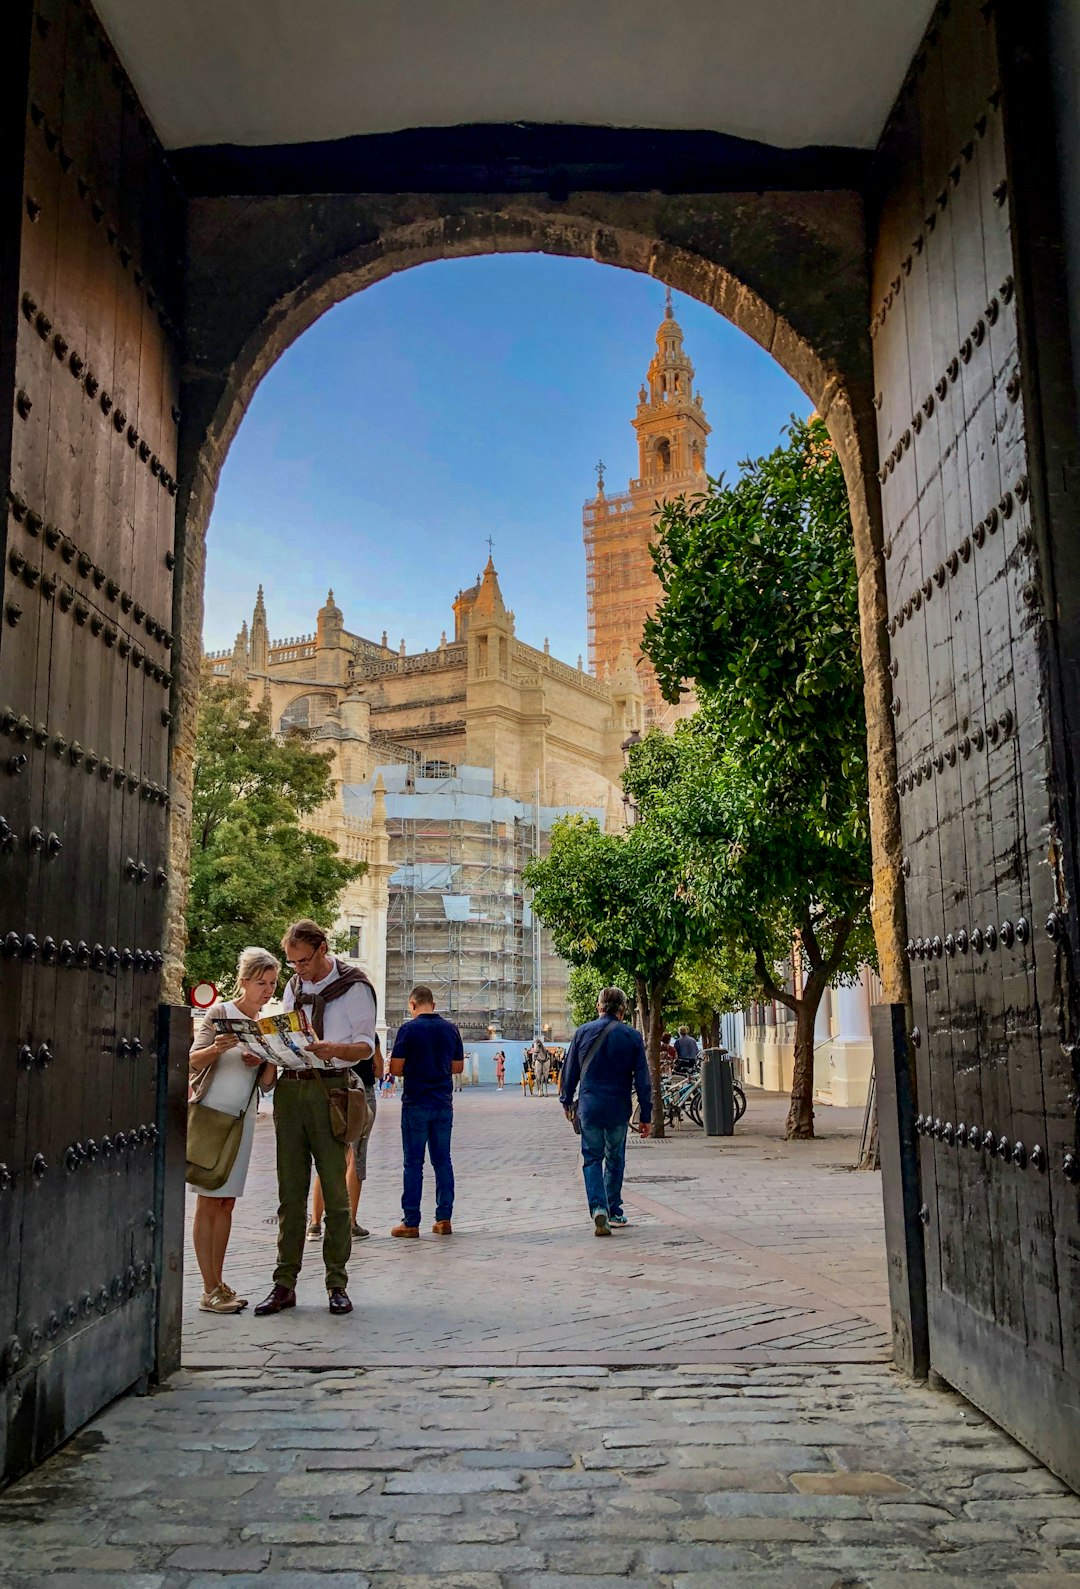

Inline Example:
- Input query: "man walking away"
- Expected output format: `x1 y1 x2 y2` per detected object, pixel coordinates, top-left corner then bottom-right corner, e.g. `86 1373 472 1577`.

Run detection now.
561 986 652 1237
389 985 464 1237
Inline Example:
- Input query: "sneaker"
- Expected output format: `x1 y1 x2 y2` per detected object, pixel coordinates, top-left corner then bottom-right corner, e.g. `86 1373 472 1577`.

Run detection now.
593 1210 611 1238
432 1219 453 1235
351 1223 370 1240
218 1282 249 1306
608 1214 628 1228
199 1287 244 1314
391 1222 420 1238
306 1221 322 1242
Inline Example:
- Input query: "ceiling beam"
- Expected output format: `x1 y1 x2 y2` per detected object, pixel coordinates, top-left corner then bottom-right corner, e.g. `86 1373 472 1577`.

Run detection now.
170 123 871 199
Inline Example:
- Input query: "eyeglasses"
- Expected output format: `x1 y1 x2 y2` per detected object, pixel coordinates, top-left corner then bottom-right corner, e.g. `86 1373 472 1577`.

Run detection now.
286 943 324 971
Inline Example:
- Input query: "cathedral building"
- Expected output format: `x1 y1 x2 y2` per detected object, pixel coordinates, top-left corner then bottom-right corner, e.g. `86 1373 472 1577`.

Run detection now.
583 292 709 725
210 564 643 1040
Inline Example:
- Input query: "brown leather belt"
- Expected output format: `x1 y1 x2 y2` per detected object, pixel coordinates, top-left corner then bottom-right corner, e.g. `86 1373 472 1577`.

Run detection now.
279 1068 347 1086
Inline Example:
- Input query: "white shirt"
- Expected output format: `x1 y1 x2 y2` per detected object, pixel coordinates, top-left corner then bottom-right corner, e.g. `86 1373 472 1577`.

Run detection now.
197 1001 262 1115
283 958 377 1069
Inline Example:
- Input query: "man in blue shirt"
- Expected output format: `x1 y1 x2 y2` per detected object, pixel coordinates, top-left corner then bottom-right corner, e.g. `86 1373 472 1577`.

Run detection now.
560 986 652 1237
389 985 464 1237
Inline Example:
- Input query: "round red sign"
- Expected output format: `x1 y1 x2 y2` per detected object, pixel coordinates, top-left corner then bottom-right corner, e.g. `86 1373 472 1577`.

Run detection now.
189 980 219 1009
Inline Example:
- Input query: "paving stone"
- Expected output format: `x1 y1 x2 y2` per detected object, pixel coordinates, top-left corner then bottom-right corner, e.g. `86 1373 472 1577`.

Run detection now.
674 1516 818 1542
304 1450 421 1470
274 1473 375 1496
636 1467 790 1493
385 1469 525 1494
0 1550 141 1572
394 1518 522 1543
669 1575 843 1589
172 1476 263 1498
186 1578 371 1589
239 1521 377 1544
937 1520 1025 1544
164 1546 272 1571
704 1492 871 1520
366 1577 502 1589
965 1499 1080 1522
791 1470 911 1495
643 1543 763 1570
458 1448 573 1468
1040 1521 1080 1545
505 1577 656 1589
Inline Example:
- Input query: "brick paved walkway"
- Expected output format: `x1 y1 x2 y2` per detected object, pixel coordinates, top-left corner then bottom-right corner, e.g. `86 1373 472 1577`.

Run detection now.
3 1363 1080 1586
5 1092 1080 1584
182 1090 891 1369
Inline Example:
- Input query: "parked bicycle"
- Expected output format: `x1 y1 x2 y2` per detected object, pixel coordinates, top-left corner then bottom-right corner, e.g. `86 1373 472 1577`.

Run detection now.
632 1062 746 1130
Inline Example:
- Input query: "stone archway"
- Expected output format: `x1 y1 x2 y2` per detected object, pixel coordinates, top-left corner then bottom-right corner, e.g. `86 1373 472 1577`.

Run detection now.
166 194 907 1029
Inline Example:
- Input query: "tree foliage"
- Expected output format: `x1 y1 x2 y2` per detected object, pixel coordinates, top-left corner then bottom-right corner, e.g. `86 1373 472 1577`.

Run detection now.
634 415 874 1138
663 946 759 1046
525 815 718 1136
566 965 611 1030
185 674 364 987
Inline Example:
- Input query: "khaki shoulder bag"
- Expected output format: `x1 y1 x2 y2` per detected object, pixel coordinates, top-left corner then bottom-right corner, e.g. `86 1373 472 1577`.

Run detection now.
186 1005 260 1190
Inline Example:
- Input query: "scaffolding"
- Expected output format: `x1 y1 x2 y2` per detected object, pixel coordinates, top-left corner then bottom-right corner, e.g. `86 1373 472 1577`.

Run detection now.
357 764 600 1042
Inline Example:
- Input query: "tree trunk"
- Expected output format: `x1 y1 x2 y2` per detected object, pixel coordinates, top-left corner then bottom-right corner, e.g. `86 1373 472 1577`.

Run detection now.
785 997 818 1140
637 974 665 1140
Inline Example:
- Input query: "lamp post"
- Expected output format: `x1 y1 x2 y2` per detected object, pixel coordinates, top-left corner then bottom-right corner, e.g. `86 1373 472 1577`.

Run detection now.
621 728 641 829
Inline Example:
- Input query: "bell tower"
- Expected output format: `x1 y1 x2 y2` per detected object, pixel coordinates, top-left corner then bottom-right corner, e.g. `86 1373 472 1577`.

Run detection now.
582 292 709 727
634 289 710 485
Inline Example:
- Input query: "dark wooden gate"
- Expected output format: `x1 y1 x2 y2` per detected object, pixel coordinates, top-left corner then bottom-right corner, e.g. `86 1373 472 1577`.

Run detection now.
0 0 183 1485
873 0 1080 1488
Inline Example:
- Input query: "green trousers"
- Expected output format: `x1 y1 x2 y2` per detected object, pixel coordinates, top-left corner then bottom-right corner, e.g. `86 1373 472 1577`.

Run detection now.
272 1078 351 1291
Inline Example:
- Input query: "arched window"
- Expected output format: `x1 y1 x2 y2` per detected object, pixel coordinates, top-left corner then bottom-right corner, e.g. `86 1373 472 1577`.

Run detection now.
655 437 671 474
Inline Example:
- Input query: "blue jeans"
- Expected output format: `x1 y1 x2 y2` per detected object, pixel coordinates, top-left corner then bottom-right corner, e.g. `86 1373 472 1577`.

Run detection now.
579 1119 628 1218
401 1103 455 1226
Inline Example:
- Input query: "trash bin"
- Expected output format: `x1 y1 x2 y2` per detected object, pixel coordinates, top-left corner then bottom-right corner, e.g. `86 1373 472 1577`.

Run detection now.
701 1048 735 1136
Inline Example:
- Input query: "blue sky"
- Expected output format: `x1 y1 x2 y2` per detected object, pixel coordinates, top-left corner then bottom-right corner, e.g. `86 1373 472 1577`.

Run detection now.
203 254 810 664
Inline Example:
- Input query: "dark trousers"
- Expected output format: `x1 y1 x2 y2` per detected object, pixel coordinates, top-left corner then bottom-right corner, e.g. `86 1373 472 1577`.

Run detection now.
401 1102 454 1226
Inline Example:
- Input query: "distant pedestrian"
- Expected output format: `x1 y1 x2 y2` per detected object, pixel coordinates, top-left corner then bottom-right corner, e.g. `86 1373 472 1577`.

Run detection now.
495 1050 506 1090
389 985 464 1237
673 1026 699 1072
309 1033 384 1243
560 986 652 1237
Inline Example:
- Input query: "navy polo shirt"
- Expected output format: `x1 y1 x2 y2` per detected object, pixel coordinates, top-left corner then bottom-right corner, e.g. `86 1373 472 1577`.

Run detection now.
391 1012 463 1106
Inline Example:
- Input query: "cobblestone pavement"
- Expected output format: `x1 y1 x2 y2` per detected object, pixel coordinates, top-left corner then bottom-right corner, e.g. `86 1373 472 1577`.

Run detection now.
182 1090 891 1368
4 1093 1080 1583
3 1362 1080 1587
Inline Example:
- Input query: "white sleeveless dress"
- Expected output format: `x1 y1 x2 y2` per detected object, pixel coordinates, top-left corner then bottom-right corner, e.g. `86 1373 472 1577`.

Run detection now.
192 1001 261 1199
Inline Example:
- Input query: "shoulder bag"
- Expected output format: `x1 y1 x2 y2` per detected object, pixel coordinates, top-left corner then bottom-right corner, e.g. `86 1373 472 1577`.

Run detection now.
186 1074 260 1190
567 1019 616 1135
312 1065 370 1144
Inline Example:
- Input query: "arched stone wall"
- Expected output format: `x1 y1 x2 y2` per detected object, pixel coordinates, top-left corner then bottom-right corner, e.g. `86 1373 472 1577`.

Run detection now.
167 190 906 1015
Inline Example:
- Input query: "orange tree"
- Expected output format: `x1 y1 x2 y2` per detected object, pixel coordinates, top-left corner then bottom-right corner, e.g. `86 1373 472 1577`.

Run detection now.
635 415 874 1139
524 815 718 1139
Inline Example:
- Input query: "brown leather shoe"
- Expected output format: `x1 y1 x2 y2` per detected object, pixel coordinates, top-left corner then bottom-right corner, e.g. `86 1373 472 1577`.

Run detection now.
391 1222 420 1238
432 1220 453 1235
253 1283 296 1316
328 1288 352 1315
